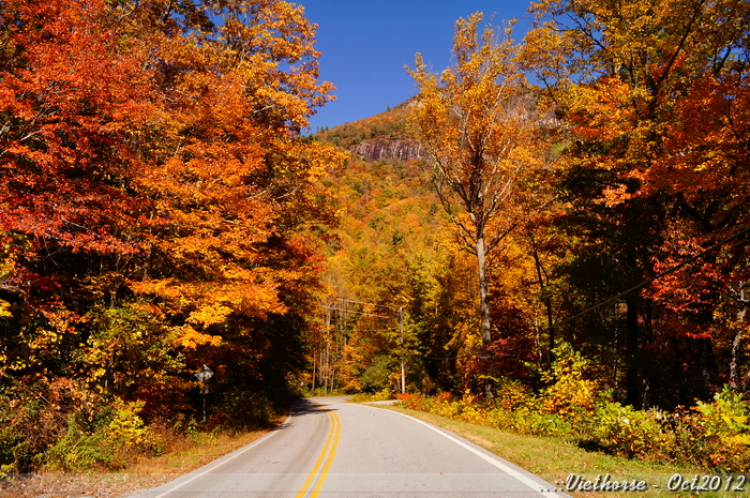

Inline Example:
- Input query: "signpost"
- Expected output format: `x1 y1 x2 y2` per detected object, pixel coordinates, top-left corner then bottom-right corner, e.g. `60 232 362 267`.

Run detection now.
194 364 213 421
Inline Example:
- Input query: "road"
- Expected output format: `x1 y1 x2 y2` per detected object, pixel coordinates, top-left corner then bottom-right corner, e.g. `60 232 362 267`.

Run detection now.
130 397 568 498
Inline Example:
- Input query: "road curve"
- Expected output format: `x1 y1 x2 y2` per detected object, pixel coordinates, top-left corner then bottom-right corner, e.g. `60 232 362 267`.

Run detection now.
129 396 569 498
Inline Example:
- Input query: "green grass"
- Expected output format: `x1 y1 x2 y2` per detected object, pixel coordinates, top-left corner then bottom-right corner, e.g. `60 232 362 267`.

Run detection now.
381 405 741 498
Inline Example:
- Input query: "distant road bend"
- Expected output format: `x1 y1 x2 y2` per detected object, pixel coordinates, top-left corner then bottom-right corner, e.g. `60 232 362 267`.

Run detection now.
130 396 568 498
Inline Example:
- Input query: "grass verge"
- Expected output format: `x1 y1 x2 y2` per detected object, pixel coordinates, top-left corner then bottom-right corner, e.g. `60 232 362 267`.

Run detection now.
381 405 740 498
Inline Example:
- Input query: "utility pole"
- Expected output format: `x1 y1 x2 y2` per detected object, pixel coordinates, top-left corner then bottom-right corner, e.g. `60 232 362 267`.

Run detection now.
321 298 407 394
399 306 405 394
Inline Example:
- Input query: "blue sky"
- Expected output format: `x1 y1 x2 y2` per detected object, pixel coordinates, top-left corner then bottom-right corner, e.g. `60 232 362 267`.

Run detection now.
300 0 535 133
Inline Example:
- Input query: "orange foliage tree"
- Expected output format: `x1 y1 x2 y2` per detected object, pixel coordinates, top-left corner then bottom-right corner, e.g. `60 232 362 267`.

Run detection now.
0 0 342 471
0 0 152 302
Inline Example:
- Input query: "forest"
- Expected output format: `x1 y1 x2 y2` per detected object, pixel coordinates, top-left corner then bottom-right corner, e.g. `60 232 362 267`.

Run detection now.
1 0 749 476
311 0 750 472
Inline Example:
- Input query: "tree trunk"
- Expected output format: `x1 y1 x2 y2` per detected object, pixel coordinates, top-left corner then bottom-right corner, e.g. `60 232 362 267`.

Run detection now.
323 311 331 395
730 287 746 391
476 233 494 400
311 347 316 392
476 236 492 345
625 295 640 407
531 249 555 366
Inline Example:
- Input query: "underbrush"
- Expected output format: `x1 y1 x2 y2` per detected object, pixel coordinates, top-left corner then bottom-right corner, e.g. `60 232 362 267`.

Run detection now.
0 378 284 477
398 343 750 473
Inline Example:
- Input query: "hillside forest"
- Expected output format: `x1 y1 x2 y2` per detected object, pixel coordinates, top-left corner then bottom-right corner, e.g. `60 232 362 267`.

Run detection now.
1 0 750 475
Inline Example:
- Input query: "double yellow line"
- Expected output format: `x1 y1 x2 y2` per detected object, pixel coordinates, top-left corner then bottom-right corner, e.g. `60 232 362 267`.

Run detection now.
295 404 341 498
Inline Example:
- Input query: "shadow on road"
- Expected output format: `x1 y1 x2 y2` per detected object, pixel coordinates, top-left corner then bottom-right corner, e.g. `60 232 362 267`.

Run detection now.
290 398 339 416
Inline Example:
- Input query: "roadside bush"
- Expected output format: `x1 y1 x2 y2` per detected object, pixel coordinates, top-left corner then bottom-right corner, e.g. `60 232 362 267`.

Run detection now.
0 377 80 474
106 400 149 448
44 417 115 471
43 398 154 471
691 386 750 472
0 373 168 474
396 393 429 411
540 343 599 434
494 378 533 411
349 390 393 403
594 401 673 459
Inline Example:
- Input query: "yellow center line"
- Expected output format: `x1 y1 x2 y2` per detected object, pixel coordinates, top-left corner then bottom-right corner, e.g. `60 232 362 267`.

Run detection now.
295 404 341 498
311 410 341 498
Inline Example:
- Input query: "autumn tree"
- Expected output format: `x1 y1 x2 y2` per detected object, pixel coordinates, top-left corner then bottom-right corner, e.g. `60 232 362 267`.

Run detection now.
408 13 555 398
0 0 343 471
0 0 152 304
0 0 156 384
107 0 340 345
525 0 750 405
0 0 162 471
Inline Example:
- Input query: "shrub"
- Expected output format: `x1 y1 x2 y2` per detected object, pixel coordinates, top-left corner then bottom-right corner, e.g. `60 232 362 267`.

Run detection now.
540 343 598 419
44 417 114 471
397 393 430 411
349 390 393 403
0 377 80 473
594 401 673 459
691 386 750 472
43 398 152 471
494 378 533 411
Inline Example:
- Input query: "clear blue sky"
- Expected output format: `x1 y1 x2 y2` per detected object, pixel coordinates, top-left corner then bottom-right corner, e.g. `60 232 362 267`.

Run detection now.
300 0 535 133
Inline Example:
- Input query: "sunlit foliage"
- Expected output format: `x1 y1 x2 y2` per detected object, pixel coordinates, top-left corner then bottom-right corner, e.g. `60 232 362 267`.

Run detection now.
0 0 343 472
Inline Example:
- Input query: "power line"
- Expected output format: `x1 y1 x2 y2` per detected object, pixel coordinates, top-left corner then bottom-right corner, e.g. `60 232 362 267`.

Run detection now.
321 306 391 319
561 225 750 324
330 298 400 313
320 297 407 394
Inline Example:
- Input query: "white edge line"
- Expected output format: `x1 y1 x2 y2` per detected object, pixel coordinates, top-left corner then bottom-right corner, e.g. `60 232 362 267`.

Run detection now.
151 414 292 498
381 407 565 498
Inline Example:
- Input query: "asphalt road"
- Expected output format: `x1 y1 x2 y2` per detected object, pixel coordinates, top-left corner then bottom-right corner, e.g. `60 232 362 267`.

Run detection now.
129 396 568 498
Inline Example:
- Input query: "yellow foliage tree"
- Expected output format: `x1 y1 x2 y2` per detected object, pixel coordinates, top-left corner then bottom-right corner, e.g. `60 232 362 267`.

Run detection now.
408 13 556 398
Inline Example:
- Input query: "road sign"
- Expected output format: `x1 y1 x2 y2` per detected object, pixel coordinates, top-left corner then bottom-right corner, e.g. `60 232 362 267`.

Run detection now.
195 364 213 383
194 364 214 421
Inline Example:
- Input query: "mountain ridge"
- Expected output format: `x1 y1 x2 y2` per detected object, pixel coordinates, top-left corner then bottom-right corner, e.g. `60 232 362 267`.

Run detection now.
316 98 427 163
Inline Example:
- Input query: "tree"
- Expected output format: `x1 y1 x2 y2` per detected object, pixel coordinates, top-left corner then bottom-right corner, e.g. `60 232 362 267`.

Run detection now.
0 0 344 471
408 13 554 398
525 0 750 405
0 0 153 305
110 0 341 343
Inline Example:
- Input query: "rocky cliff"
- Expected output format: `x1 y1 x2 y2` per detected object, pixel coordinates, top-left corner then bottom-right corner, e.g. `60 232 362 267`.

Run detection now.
349 139 425 163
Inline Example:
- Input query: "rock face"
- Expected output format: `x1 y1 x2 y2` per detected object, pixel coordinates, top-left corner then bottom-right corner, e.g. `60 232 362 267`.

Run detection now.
350 139 426 162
